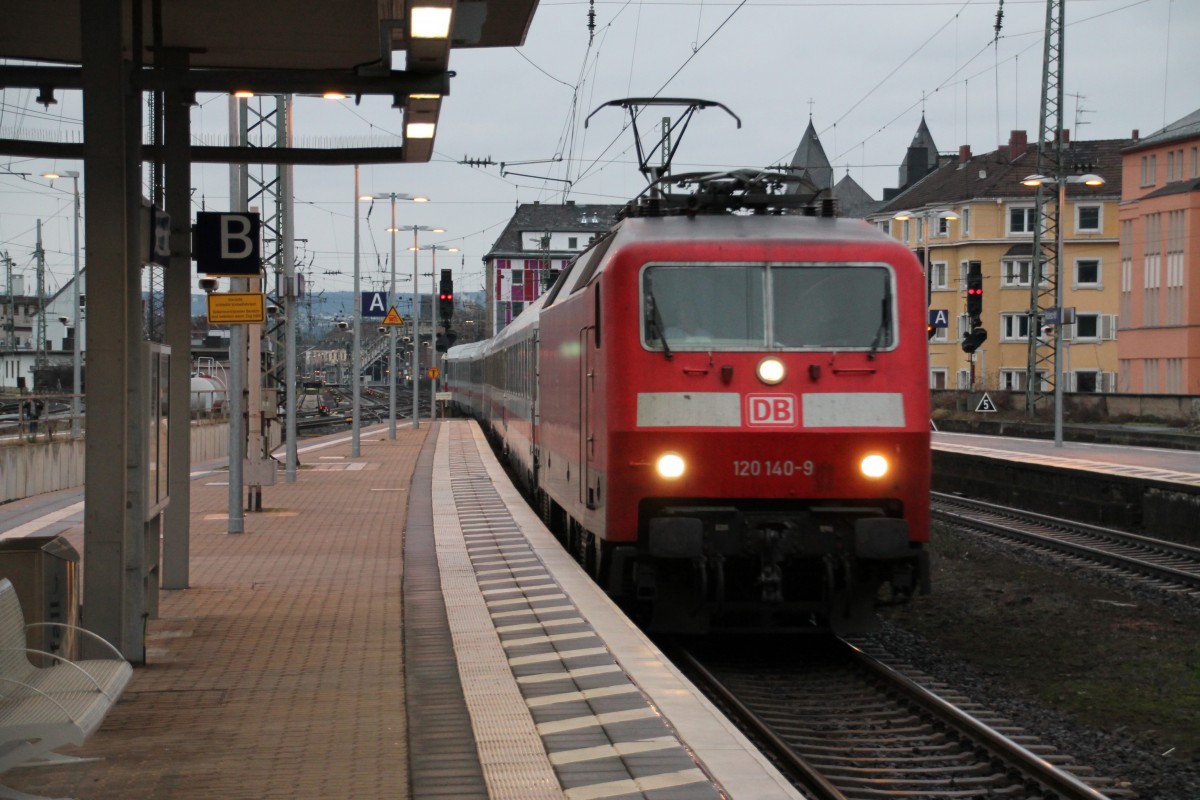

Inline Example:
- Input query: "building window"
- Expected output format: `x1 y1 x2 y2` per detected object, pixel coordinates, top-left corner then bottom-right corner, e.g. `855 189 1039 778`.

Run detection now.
1002 259 1032 287
960 207 971 235
568 236 578 249
1074 371 1100 393
878 220 890 235
930 368 947 389
1007 206 1036 235
1073 313 1100 340
930 262 948 290
1076 205 1101 232
1001 313 1031 341
511 268 523 285
935 216 951 237
1075 259 1101 288
1000 369 1024 391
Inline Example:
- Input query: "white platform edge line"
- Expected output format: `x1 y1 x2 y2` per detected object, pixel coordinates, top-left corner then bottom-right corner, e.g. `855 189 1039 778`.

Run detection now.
466 421 806 800
432 424 562 800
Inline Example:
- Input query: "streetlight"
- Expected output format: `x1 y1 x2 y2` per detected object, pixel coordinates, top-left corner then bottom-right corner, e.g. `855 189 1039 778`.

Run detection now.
892 208 959 308
44 169 82 438
360 191 428 440
404 225 446 428
417 243 459 421
1020 173 1105 448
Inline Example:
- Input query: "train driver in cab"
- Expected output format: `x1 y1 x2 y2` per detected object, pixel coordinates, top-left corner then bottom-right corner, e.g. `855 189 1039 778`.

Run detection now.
664 298 712 342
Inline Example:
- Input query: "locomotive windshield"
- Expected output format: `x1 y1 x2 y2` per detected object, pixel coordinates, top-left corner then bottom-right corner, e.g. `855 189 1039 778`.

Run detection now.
642 263 894 351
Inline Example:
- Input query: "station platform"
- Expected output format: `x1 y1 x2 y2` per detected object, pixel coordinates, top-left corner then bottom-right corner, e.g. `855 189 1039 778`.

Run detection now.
931 430 1200 541
3 420 800 800
933 430 1200 488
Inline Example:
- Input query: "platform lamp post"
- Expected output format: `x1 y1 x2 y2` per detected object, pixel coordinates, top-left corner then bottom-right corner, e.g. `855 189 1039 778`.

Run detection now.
417 243 459 421
43 169 82 438
405 225 445 429
360 192 428 439
892 208 959 309
1020 172 1105 448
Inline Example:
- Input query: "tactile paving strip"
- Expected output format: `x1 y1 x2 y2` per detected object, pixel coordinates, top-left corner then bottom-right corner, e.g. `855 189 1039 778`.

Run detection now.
433 423 724 800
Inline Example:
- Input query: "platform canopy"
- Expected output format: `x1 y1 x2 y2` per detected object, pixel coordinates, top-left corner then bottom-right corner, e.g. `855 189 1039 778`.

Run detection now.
0 0 539 162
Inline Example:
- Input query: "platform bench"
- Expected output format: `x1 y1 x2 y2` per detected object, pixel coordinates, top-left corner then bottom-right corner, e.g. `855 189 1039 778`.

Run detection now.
0 577 133 779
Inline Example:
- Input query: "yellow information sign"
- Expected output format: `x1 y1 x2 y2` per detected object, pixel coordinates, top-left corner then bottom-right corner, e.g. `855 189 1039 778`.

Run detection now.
207 292 266 324
383 306 405 326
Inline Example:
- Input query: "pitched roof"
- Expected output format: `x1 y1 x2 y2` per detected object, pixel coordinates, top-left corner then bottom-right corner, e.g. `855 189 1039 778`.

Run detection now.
873 137 1129 217
485 202 623 258
1122 107 1200 153
832 173 880 218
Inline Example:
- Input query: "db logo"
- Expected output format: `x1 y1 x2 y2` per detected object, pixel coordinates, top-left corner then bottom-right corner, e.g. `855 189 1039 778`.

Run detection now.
746 394 797 426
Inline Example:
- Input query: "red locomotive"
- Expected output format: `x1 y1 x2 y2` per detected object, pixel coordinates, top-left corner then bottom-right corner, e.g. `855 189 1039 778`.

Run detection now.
447 156 930 633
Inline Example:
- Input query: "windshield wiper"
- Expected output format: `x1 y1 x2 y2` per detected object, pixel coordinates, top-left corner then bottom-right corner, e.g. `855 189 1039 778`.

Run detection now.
646 292 673 360
867 276 893 360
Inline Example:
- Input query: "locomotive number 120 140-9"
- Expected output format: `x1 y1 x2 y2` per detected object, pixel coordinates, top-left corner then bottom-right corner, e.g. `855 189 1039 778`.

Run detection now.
733 459 815 477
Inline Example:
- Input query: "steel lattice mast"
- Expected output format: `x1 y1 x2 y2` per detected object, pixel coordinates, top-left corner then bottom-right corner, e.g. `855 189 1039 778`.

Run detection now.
1025 0 1065 415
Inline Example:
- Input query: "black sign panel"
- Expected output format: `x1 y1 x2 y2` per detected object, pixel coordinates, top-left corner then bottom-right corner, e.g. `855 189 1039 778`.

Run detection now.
195 212 262 276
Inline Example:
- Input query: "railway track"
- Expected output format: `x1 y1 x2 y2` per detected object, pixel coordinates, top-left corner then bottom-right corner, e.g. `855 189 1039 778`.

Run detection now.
932 493 1200 604
674 637 1130 800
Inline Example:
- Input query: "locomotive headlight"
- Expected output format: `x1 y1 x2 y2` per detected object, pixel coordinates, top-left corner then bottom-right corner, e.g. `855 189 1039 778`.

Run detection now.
656 453 686 479
756 357 786 385
860 454 889 479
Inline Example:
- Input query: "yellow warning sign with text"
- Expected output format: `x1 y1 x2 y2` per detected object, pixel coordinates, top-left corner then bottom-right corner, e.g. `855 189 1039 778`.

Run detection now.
383 306 405 326
207 292 266 324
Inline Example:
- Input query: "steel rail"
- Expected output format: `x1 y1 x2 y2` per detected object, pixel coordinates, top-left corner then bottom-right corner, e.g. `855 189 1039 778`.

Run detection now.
933 492 1200 591
671 646 848 800
842 639 1110 800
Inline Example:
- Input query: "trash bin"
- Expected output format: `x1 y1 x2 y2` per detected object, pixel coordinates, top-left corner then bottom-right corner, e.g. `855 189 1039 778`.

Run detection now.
0 535 80 663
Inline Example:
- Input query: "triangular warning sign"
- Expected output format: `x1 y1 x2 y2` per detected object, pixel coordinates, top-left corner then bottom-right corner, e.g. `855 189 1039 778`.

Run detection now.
975 392 997 413
383 306 404 326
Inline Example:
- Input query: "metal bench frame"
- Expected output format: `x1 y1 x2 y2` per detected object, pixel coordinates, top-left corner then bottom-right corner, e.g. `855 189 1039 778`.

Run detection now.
0 578 132 799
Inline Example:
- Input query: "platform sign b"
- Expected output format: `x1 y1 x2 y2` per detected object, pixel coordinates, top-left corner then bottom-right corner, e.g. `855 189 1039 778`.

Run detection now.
195 212 261 276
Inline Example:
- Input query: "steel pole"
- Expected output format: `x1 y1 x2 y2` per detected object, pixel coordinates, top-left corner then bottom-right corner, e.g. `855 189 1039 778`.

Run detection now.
411 225 420 430
388 195 397 439
1054 179 1065 448
430 246 438 421
351 165 361 457
70 174 81 438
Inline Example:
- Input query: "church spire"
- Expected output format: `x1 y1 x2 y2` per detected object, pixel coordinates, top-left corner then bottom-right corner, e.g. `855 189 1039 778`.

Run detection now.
789 118 833 192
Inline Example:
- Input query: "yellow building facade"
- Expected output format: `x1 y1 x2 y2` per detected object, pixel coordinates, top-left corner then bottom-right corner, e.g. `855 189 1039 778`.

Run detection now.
872 133 1127 394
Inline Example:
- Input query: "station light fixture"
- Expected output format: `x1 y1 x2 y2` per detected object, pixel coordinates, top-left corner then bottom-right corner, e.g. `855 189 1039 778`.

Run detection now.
411 6 453 38
406 122 436 139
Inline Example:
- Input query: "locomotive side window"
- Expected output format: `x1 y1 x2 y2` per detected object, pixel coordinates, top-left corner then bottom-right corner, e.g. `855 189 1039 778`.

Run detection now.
642 263 894 352
772 266 894 350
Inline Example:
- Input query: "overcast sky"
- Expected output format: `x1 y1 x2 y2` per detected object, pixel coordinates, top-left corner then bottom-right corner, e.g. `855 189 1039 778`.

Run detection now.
1 0 1196 306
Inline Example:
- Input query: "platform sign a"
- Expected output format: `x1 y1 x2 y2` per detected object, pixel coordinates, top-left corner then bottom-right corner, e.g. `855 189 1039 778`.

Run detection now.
194 212 261 276
361 291 388 318
928 308 949 329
